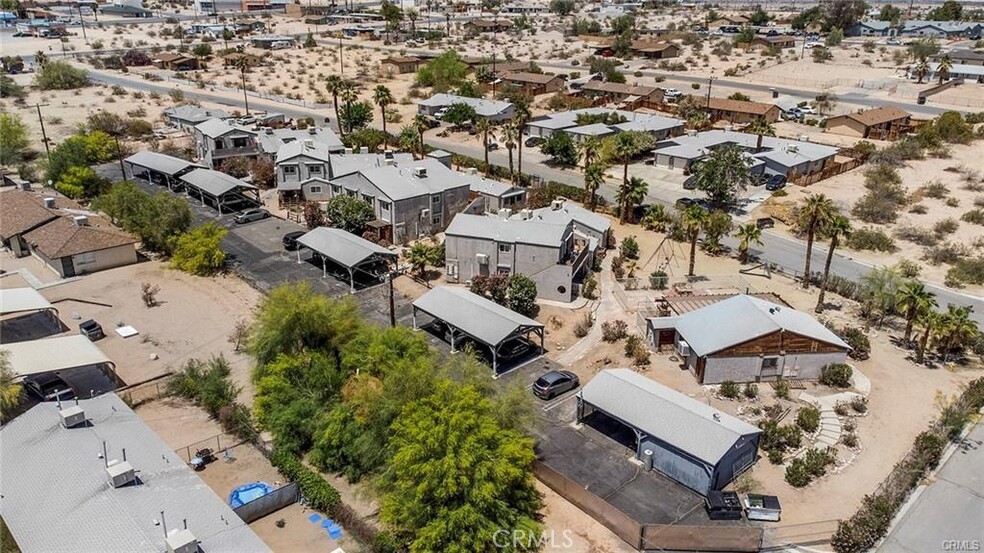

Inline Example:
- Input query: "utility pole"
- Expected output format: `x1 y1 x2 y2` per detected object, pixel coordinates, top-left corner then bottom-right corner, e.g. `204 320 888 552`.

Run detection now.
338 34 343 77
114 135 126 178
25 103 51 161
78 4 88 44
388 269 396 327
706 76 715 108
240 65 250 115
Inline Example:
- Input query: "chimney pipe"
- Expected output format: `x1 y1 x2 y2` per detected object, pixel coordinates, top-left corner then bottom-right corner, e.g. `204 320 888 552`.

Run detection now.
103 441 108 468
122 448 127 462
161 511 167 538
183 519 188 530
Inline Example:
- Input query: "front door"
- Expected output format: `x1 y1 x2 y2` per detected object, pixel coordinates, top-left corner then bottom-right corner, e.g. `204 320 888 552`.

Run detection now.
760 357 780 380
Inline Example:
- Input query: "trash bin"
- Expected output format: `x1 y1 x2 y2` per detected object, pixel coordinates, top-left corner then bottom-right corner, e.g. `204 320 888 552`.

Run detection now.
917 96 927 105
770 88 778 99
642 449 654 471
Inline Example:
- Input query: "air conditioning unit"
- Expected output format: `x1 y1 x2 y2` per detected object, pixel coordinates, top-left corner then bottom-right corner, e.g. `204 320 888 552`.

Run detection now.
59 405 86 428
787 145 799 153
165 529 198 553
550 199 565 211
412 167 428 178
106 459 136 488
519 209 533 220
43 197 55 208
676 340 691 357
420 208 431 219
497 208 512 219
72 215 89 227
476 253 489 264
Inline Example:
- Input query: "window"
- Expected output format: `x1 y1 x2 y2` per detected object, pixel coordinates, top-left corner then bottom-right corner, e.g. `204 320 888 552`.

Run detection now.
331 185 342 195
232 137 248 148
362 194 374 204
496 265 511 275
431 194 442 205
283 165 298 175
498 243 512 253
762 357 779 369
432 214 441 225
309 185 322 194
379 200 391 211
308 164 322 175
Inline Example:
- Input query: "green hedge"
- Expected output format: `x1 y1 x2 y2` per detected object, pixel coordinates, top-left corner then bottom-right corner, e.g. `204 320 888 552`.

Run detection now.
270 447 341 514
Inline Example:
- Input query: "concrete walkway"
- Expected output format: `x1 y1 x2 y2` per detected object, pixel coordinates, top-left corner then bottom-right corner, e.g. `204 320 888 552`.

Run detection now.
555 257 619 367
800 365 870 448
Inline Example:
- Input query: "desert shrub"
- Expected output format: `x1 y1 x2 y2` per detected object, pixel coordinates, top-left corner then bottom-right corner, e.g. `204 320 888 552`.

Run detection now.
759 420 802 453
841 432 859 448
852 165 907 224
620 236 640 259
166 356 239 417
796 405 821 433
720 380 740 399
573 313 592 338
896 259 922 278
820 363 853 388
843 418 857 433
851 396 868 414
846 228 896 252
581 275 597 299
840 328 871 360
923 181 949 199
947 257 984 285
908 204 928 214
894 225 938 247
933 218 959 238
945 197 960 208
768 448 784 464
270 448 341 514
835 401 850 416
925 242 971 265
743 383 758 399
601 320 628 342
625 335 650 366
785 459 811 487
774 378 790 400
785 447 836 487
649 270 668 290
961 209 984 226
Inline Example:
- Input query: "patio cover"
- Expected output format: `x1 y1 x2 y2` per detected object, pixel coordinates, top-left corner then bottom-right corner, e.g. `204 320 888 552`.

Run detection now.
124 151 202 176
2 335 111 377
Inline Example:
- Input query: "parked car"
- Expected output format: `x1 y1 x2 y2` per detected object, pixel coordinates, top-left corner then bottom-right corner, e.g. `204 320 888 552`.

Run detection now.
282 231 306 251
784 107 803 120
434 108 448 120
23 373 76 402
487 142 500 151
498 337 531 360
234 208 270 224
805 41 825 49
662 87 681 97
886 38 902 45
525 136 545 148
79 319 104 341
532 370 580 399
765 175 787 191
798 105 818 115
756 217 775 229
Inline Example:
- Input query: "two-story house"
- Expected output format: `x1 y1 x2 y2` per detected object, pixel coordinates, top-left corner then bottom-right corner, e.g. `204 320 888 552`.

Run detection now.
276 148 417 206
444 212 594 303
194 118 344 169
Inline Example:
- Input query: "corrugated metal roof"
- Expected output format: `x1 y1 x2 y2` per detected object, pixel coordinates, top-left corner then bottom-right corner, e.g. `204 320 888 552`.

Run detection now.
580 369 761 464
124 151 201 177
179 169 258 197
0 394 271 553
674 294 850 356
3 335 111 377
297 227 396 268
445 213 570 247
413 286 543 346
0 287 54 316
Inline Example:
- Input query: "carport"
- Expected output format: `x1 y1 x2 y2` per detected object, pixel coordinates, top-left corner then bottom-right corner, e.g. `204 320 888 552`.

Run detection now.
124 151 203 191
178 168 261 215
0 288 61 342
0 288 58 318
3 334 120 386
412 286 544 374
295 227 398 293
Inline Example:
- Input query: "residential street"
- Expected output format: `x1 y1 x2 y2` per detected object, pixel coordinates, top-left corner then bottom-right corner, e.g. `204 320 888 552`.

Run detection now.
879 419 984 553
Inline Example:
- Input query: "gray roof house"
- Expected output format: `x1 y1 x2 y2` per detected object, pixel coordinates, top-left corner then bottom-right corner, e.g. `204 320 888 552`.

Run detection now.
526 108 683 141
899 20 982 37
651 294 850 384
417 93 515 122
0 393 272 553
510 197 611 247
163 104 232 130
444 212 594 303
653 130 839 177
463 170 527 215
845 20 893 36
578 369 761 495
193 118 343 169
926 62 984 83
931 49 984 67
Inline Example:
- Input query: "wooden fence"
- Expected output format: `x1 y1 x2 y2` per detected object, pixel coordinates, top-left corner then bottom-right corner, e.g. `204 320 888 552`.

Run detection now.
791 156 864 187
642 524 763 552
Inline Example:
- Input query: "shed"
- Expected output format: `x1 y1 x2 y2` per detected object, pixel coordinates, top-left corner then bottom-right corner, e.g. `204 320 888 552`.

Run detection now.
295 227 397 292
412 286 544 374
578 369 761 495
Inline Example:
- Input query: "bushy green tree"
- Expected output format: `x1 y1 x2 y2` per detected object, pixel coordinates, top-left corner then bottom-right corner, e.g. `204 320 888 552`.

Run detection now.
0 350 22 421
406 242 442 284
550 0 575 15
170 222 227 276
694 144 751 207
55 166 109 199
507 274 538 317
338 101 374 132
416 50 468 92
92 182 193 254
0 112 30 165
324 195 375 234
877 4 902 23
541 131 578 166
442 102 477 127
34 60 88 90
927 0 962 20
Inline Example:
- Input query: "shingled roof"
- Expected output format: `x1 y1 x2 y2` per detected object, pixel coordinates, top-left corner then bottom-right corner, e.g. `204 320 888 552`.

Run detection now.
0 190 58 240
837 106 911 127
702 96 779 116
24 216 137 258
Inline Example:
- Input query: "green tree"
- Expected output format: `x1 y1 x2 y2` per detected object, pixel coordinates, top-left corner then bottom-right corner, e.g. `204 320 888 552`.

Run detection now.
641 203 668 232
815 92 837 117
94 183 193 254
815 215 852 313
513 100 532 177
416 50 468 92
379 381 541 553
55 166 109 199
326 75 346 135
913 58 930 84
304 32 317 48
442 102 477 127
0 74 25 99
550 0 576 16
0 349 22 421
937 54 953 84
324 195 374 234
822 0 867 31
412 114 430 157
859 265 904 326
373 85 394 136
734 222 763 263
399 123 422 156
682 204 707 276
44 131 117 184
825 27 844 47
584 163 605 212
475 118 497 175
501 121 519 180
541 131 578 166
733 26 756 47
915 309 941 363
192 43 213 64
927 0 962 21
615 176 648 224
339 101 373 133
791 6 822 30
745 117 776 152
608 131 654 221
0 112 29 165
878 4 902 23
749 5 771 25
937 304 976 361
694 144 751 207
507 274 538 317
380 0 403 41
343 128 389 153
895 281 937 343
701 210 733 254
908 38 940 62
799 194 838 290
34 60 88 90
406 242 441 285
170 222 228 276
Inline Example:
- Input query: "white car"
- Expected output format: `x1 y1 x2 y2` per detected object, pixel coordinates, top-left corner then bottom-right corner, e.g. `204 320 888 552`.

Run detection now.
270 41 292 50
434 108 448 120
662 87 681 97
805 41 825 49
799 106 818 115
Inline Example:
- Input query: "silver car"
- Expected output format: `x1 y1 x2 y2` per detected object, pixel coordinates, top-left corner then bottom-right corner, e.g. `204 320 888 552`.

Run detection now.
234 208 270 224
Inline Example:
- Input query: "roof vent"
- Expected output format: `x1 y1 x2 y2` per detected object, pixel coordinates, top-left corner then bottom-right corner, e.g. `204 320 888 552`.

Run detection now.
265 128 274 135
466 167 478 175
59 404 86 428
106 459 136 488
799 135 810 142
344 147 353 154
308 127 317 135
384 150 394 160
360 146 369 154
385 159 395 166
165 529 198 553
519 208 533 220
19 181 31 191
412 167 427 178
303 138 314 150
551 198 565 211
43 197 56 208
712 413 721 422
73 215 89 227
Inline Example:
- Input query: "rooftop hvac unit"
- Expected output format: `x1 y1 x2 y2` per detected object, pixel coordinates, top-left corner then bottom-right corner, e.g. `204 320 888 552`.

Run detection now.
72 215 89 227
420 208 430 219
497 208 512 219
787 145 799 153
677 340 691 357
359 146 369 154
343 147 353 154
264 128 274 135
476 253 489 264
550 199 565 211
59 405 86 428
519 209 533 220
106 459 136 488
165 529 198 553
303 138 314 150
412 167 428 178
43 197 55 208
466 167 478 175
799 135 810 142
308 127 317 135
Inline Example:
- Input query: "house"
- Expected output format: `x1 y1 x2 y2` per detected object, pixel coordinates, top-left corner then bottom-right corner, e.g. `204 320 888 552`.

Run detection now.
509 197 611 247
565 122 618 142
0 394 272 553
152 52 200 71
417 93 515 122
649 294 850 384
464 18 514 33
845 20 893 37
380 56 423 74
164 104 231 130
274 143 396 205
750 35 797 49
0 189 59 257
898 20 982 38
708 15 749 28
927 62 984 83
825 106 912 140
22 214 139 278
578 369 761 495
629 40 681 59
14 20 66 37
444 213 592 302
221 51 263 67
931 49 984 67
463 169 527 214
99 3 153 17
580 81 666 106
697 96 782 124
526 107 684 141
502 3 548 13
193 118 343 168
499 72 566 95
653 129 838 177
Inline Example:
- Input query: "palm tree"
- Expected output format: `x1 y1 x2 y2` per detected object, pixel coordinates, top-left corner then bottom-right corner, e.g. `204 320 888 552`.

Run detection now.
500 121 519 179
913 58 930 84
234 56 251 116
612 132 639 192
734 223 763 264
815 215 852 313
475 118 496 175
406 242 439 287
682 204 707 277
578 136 601 173
339 82 358 134
513 103 531 178
798 194 837 290
815 93 836 117
326 75 346 135
406 8 420 34
937 53 953 84
895 281 937 343
641 204 667 232
584 163 604 212
745 118 775 153
411 114 429 157
938 304 976 362
372 85 394 137
615 176 647 224
915 309 940 363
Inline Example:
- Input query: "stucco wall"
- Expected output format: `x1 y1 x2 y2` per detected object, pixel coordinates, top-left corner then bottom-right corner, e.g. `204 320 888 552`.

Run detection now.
72 244 139 275
445 235 575 301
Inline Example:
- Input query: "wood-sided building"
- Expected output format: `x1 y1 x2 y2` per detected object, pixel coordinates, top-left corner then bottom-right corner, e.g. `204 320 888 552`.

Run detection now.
648 295 850 384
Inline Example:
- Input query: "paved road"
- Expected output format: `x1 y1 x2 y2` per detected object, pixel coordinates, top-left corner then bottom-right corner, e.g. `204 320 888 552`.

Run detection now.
879 419 984 553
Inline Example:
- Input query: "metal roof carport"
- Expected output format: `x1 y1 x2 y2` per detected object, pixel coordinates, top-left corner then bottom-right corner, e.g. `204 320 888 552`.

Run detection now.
412 286 545 375
178 168 261 215
0 288 57 317
295 227 398 293
2 334 118 382
124 151 203 191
